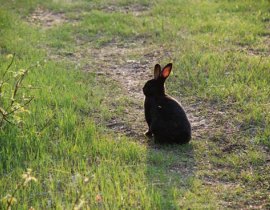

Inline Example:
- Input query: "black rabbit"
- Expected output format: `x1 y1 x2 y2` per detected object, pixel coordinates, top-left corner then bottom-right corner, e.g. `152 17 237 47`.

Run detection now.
143 63 191 144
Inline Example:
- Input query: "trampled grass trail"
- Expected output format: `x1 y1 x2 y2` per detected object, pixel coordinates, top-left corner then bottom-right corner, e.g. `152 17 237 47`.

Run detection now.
0 0 270 209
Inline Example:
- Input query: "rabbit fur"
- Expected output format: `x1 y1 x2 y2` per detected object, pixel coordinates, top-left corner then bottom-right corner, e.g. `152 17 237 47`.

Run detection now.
143 63 191 144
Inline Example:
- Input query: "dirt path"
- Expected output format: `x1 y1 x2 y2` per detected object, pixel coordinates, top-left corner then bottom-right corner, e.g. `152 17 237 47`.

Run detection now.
87 40 239 144
82 40 217 142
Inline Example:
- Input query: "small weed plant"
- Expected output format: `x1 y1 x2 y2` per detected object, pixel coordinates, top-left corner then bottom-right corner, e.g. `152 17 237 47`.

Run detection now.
1 169 37 210
0 55 34 128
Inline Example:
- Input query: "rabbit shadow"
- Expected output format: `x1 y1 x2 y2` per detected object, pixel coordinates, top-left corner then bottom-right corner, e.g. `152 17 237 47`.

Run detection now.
146 142 196 208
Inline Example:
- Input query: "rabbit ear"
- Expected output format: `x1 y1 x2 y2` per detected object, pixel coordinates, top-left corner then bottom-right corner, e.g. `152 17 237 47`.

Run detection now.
154 64 161 80
161 63 172 79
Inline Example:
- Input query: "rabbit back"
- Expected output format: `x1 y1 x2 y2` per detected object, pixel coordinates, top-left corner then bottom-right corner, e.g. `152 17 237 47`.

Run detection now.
145 95 191 144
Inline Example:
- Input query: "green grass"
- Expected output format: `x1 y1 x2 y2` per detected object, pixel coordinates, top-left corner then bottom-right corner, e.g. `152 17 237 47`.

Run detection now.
1 0 270 209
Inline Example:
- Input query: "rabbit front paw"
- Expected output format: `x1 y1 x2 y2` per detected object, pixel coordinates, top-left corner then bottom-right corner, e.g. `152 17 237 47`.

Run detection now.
144 130 153 138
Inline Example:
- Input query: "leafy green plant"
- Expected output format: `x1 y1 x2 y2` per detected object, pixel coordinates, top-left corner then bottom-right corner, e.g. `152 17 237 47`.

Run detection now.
0 54 34 128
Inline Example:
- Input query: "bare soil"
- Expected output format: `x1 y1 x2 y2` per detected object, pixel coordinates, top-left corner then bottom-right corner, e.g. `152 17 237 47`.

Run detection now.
27 7 68 28
101 4 150 16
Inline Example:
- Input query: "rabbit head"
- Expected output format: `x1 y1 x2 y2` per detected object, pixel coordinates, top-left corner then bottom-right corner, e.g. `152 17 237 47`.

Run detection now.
143 63 172 97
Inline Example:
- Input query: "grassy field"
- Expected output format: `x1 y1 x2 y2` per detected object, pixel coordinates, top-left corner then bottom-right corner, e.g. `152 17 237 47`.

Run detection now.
0 0 269 209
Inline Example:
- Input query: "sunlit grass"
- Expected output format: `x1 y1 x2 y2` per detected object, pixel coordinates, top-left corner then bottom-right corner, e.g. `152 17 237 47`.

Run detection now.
0 0 269 209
